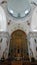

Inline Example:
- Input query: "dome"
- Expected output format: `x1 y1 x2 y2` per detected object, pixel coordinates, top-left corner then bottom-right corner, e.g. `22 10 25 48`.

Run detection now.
7 0 31 18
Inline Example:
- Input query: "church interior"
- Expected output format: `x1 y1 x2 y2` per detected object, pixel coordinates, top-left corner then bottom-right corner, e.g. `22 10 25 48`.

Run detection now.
0 0 37 65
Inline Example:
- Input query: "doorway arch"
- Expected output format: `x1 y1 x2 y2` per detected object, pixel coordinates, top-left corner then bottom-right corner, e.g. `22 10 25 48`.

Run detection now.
9 29 29 60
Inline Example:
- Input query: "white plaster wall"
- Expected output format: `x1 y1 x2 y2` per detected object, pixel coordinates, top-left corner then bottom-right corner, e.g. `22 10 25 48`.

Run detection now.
8 21 30 35
0 5 10 60
29 7 37 60
0 6 7 32
30 38 36 58
28 32 37 60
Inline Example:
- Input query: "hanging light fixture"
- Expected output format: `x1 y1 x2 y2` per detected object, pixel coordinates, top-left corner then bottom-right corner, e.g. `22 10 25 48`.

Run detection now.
7 0 31 18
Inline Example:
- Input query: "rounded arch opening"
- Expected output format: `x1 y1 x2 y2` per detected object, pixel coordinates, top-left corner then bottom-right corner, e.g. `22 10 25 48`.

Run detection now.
9 29 29 60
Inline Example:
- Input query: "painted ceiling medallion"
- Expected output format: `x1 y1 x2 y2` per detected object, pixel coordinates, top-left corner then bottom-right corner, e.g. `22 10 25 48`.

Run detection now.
7 0 31 18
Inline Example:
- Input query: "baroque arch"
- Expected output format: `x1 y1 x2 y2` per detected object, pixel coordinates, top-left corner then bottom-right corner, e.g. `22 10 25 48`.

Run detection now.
9 29 29 60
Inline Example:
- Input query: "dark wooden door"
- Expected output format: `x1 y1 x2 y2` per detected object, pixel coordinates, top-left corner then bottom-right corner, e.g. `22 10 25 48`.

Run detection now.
9 29 29 60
